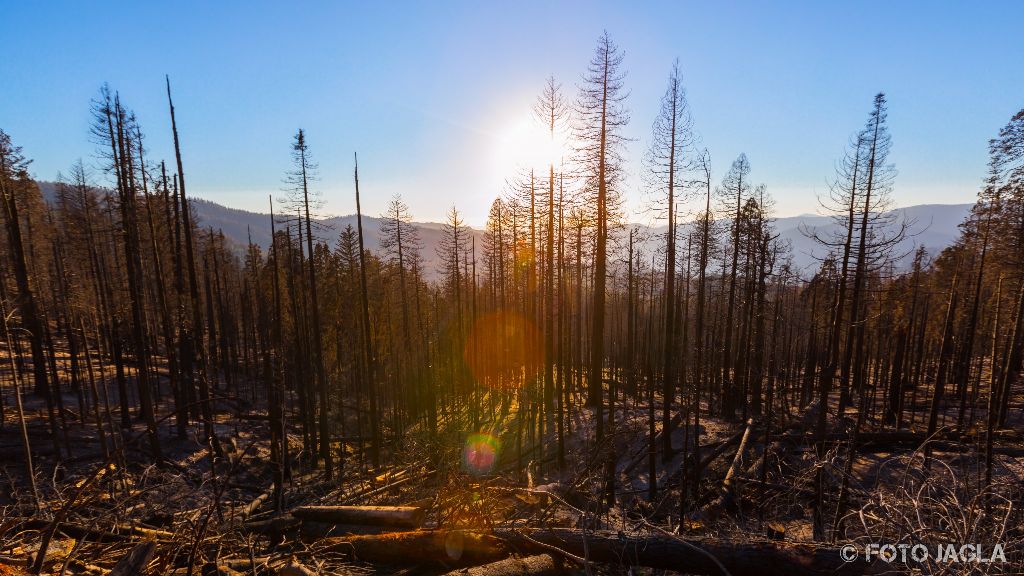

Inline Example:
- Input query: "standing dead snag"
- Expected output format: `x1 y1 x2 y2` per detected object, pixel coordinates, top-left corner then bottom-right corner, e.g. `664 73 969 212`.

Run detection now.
109 99 162 461
688 148 713 511
354 152 380 469
646 58 693 464
719 154 751 417
287 129 332 478
0 295 39 507
167 75 221 457
0 130 59 458
577 31 629 432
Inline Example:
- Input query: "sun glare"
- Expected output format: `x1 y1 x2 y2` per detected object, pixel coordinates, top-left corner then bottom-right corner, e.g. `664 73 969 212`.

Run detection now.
491 111 565 183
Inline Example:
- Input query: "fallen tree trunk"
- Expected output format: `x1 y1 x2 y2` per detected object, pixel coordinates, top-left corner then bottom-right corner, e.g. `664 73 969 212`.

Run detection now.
697 427 748 472
317 530 507 565
234 484 273 521
492 528 881 576
440 554 561 576
339 469 434 504
298 521 393 539
700 419 755 519
277 562 315 575
240 516 299 538
291 505 424 528
721 419 755 491
20 519 174 543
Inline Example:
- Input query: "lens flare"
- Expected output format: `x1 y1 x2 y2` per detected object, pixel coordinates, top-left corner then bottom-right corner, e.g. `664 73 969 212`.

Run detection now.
463 433 502 475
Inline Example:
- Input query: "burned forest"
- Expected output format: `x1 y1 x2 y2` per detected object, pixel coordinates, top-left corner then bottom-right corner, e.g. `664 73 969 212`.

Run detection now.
2 29 1024 576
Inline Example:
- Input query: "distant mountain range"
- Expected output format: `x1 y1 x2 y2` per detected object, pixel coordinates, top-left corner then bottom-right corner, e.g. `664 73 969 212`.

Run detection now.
761 204 968 271
186 199 973 278
36 181 971 280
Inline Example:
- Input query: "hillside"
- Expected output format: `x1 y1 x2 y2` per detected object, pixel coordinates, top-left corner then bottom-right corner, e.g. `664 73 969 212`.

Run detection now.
197 200 970 275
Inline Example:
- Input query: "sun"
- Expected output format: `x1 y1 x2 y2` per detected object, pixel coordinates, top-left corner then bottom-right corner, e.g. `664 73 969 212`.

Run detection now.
491 110 565 181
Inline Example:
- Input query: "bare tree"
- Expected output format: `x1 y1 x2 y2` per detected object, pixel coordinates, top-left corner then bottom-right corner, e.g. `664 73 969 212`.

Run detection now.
575 31 630 440
645 58 694 461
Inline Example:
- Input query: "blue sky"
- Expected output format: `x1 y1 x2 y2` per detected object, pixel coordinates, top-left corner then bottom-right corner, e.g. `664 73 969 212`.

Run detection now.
2 1 1022 224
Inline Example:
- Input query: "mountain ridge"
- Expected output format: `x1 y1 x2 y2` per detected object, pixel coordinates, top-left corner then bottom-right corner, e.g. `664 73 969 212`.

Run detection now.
35 181 971 279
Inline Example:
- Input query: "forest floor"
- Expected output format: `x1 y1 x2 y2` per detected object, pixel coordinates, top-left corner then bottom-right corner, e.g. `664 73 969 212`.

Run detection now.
0 349 1023 574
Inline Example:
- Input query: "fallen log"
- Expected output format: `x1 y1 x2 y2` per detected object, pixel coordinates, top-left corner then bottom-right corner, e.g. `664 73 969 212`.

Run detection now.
722 419 755 491
291 505 425 528
697 427 748 472
240 515 300 540
109 541 156 576
201 556 272 574
234 484 274 521
19 519 174 543
298 521 392 539
317 530 508 565
700 419 755 519
243 514 393 543
441 554 561 576
277 561 315 575
493 528 881 576
339 469 434 504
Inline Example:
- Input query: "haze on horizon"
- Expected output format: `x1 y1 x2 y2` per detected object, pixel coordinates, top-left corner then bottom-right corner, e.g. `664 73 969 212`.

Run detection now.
3 1 1022 225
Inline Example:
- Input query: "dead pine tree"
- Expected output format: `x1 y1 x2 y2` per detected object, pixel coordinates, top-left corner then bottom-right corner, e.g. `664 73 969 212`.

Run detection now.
166 76 222 458
1 130 62 461
645 58 693 461
284 129 332 477
687 148 713 511
354 153 381 469
718 154 751 418
576 31 629 441
534 75 567 447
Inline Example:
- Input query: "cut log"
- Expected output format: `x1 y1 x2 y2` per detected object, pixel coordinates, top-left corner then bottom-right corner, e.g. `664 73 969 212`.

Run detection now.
109 541 156 576
291 505 425 528
441 554 560 576
318 530 508 565
493 528 882 576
